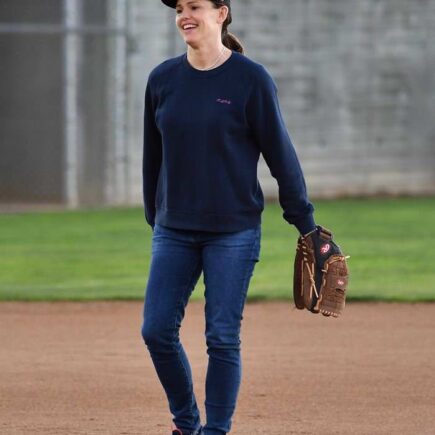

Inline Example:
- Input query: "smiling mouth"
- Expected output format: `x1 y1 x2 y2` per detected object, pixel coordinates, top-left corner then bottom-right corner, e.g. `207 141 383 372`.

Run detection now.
182 24 198 31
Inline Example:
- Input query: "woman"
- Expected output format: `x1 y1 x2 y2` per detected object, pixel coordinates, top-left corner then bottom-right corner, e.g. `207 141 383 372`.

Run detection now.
141 1 316 434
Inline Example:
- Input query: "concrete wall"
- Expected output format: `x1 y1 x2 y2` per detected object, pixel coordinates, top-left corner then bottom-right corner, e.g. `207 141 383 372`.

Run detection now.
1 0 434 206
126 0 435 203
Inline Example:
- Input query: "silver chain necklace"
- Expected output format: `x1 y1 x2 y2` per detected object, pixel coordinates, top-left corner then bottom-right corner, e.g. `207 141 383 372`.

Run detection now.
188 46 226 71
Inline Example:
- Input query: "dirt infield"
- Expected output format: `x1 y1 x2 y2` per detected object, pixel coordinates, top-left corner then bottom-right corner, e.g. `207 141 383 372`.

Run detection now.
1 302 434 435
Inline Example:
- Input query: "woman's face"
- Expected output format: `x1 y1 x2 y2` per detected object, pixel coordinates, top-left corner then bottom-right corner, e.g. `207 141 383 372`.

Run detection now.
175 0 227 47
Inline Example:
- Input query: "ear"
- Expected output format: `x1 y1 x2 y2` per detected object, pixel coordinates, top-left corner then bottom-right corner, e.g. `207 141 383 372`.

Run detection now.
217 6 229 24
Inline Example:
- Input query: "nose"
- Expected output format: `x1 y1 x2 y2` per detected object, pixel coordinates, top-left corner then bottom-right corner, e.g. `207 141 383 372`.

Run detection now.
177 9 191 23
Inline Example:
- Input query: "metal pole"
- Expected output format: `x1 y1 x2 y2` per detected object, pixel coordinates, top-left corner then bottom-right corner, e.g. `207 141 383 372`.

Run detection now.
63 0 83 208
107 0 128 205
0 23 127 35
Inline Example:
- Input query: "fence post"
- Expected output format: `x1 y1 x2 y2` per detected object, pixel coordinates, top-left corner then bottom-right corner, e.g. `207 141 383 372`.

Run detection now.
106 0 128 205
63 0 83 208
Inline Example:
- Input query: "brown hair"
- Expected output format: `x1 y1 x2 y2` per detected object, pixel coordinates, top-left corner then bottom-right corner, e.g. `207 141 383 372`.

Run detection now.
209 0 244 54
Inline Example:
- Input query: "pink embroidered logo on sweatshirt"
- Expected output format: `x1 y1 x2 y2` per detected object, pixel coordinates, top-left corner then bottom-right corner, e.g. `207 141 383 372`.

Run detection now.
216 98 232 105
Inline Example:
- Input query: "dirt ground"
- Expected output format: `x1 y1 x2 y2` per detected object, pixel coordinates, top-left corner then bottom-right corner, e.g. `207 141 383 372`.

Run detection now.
1 301 434 435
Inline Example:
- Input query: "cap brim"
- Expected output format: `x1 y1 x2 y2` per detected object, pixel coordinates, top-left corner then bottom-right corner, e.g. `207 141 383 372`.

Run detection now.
162 0 228 8
161 0 177 8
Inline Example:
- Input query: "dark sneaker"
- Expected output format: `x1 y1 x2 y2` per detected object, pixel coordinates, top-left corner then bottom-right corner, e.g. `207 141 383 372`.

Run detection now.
172 426 202 435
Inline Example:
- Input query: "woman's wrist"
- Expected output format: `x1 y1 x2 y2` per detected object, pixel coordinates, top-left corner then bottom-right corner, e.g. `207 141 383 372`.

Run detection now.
294 213 316 236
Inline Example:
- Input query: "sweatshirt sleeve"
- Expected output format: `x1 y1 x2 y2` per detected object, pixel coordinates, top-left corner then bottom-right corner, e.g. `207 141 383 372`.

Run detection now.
246 67 315 235
143 77 162 229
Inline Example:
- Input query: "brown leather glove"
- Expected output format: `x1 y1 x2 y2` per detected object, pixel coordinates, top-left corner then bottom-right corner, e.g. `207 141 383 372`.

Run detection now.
293 226 349 317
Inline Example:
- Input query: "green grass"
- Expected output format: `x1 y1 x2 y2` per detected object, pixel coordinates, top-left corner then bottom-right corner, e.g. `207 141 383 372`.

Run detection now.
0 197 434 301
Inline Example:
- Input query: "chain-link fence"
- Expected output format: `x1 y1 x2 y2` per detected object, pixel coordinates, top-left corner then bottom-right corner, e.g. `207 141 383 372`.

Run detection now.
1 0 435 209
0 0 129 207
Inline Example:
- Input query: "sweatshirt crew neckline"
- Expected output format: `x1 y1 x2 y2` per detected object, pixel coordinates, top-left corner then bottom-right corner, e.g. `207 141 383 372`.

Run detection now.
182 50 237 77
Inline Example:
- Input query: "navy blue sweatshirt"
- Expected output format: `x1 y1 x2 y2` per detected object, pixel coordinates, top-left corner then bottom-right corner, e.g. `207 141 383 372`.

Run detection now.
143 50 315 234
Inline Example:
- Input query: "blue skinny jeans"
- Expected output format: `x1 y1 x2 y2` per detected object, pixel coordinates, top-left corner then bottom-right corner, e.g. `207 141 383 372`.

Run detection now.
141 223 261 434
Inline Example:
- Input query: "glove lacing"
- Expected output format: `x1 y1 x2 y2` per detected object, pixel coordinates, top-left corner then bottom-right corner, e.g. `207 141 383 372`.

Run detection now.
304 261 318 300
299 241 319 300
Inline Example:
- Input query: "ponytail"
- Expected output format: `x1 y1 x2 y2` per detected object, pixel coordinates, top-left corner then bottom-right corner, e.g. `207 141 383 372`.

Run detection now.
222 29 244 54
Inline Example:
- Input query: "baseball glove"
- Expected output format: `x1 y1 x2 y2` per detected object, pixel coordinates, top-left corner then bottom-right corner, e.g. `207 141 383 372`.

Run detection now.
293 226 349 317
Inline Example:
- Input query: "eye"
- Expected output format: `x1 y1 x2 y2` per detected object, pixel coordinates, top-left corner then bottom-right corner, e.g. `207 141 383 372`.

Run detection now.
176 3 199 14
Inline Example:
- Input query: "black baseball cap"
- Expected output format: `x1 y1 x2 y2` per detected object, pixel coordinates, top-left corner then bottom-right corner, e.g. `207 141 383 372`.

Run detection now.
161 0 229 9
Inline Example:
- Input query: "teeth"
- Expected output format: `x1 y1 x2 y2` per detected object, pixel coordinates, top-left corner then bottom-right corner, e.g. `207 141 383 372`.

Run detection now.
183 24 196 30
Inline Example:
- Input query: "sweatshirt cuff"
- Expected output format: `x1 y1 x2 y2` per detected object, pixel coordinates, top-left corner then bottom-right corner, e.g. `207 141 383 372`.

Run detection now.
293 213 316 236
